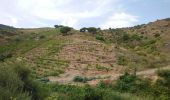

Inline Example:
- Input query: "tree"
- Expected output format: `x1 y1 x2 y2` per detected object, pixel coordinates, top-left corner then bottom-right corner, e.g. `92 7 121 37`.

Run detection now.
80 27 87 32
54 25 64 28
60 26 72 36
86 27 98 34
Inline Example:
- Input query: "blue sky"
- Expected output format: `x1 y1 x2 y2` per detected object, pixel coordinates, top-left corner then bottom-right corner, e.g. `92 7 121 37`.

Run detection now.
0 0 170 29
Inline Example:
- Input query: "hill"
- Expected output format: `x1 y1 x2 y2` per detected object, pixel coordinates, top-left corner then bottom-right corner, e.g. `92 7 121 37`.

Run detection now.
0 18 170 100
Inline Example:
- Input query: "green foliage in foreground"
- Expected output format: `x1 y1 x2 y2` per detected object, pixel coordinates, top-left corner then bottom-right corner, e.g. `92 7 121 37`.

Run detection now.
114 73 151 93
0 64 50 100
1 63 170 100
114 71 170 100
47 84 145 100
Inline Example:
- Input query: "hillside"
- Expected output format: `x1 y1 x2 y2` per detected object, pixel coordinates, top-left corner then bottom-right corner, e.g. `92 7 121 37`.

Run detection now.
0 18 170 82
0 18 170 100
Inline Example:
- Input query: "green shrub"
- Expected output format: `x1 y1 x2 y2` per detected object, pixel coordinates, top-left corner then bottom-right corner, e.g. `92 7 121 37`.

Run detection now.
114 72 151 94
97 81 113 89
0 66 30 100
96 65 110 71
0 64 50 100
117 56 127 65
154 33 160 38
86 27 98 34
73 76 88 83
130 34 142 41
0 53 12 62
115 73 137 92
54 25 64 28
84 85 103 100
73 76 97 83
122 33 130 42
39 35 45 39
157 69 170 87
150 70 170 100
50 84 145 100
96 35 105 41
80 27 87 32
60 26 72 36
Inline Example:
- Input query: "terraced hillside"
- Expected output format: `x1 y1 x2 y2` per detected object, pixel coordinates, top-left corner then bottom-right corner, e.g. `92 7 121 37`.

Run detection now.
1 19 170 100
0 28 124 84
0 18 170 86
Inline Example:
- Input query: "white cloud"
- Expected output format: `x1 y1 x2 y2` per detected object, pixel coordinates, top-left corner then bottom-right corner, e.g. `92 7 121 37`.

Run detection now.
101 12 138 29
17 0 119 23
0 0 139 28
10 17 18 25
61 17 78 27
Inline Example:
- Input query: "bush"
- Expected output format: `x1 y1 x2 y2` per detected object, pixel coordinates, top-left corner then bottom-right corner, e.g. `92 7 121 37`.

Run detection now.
154 33 160 38
0 64 50 100
130 34 142 41
115 73 137 92
0 66 30 100
54 25 64 28
0 53 12 62
117 56 127 65
97 81 113 89
86 27 98 34
114 72 151 94
122 33 130 42
96 35 105 41
60 26 72 36
84 85 103 100
80 27 87 32
157 69 170 87
146 69 170 99
39 35 45 39
73 76 88 83
50 84 145 100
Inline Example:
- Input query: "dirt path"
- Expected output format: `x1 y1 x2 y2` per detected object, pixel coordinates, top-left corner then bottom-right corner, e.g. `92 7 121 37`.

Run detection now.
49 65 170 85
137 65 170 76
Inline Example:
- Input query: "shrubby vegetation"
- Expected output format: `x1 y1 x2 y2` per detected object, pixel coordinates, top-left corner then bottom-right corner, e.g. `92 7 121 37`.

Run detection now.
6 68 163 100
54 25 64 28
0 52 12 62
133 24 145 29
80 27 87 32
73 76 88 83
95 35 105 41
114 70 170 100
110 30 143 47
60 26 72 36
0 64 50 100
47 83 146 100
0 20 170 100
117 56 127 66
154 33 160 38
80 27 98 34
164 18 170 21
54 25 72 36
0 24 17 35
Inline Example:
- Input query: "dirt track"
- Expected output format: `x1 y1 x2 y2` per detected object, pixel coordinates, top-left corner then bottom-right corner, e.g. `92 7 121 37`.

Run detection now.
49 65 170 85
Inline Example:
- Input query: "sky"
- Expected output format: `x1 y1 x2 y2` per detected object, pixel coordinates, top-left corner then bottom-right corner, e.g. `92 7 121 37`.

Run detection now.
0 0 170 29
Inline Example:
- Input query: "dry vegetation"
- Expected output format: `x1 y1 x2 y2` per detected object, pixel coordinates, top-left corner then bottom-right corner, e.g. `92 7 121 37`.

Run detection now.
1 18 170 100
